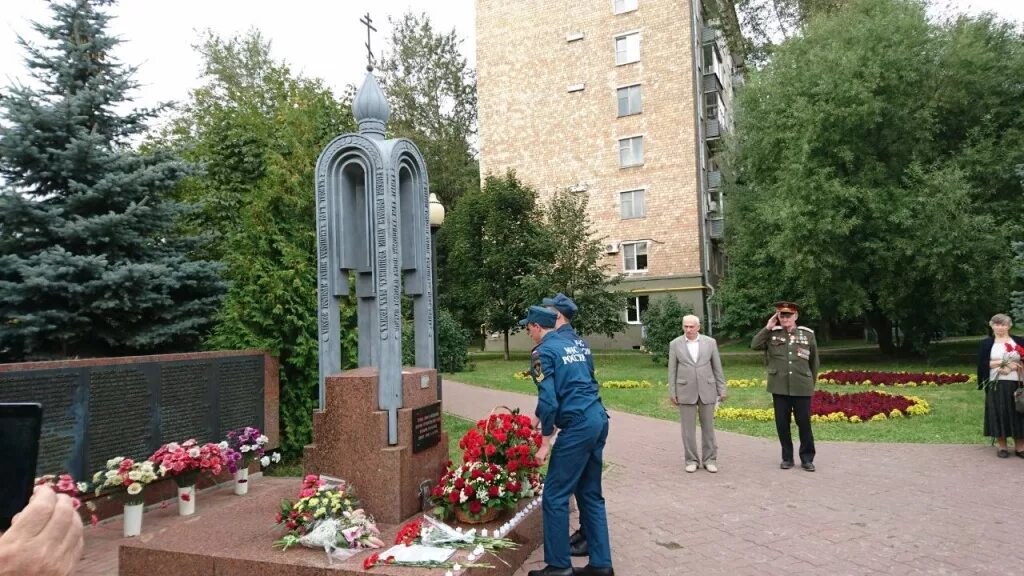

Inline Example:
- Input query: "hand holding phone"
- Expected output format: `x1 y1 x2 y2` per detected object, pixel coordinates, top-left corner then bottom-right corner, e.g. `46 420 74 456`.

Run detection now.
0 403 43 531
0 484 84 576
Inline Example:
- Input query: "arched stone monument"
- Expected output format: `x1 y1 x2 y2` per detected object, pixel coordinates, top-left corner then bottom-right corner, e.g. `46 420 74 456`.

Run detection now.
303 62 446 524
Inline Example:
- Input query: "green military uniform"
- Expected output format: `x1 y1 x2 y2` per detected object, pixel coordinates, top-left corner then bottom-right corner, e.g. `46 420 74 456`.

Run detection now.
750 301 819 470
751 326 819 396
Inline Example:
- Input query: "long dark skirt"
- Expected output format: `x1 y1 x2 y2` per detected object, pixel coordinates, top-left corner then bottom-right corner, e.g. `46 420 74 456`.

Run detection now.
983 380 1024 439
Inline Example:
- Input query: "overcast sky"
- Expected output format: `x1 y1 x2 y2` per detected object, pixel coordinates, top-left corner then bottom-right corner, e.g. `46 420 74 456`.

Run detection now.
0 0 1021 113
0 0 476 111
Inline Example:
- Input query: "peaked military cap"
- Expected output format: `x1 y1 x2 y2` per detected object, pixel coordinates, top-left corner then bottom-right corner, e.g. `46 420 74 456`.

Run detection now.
519 305 557 328
774 301 800 314
542 292 578 320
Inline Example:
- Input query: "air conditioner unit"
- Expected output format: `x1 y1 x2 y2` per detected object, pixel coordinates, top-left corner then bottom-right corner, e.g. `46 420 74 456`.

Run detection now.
604 242 620 254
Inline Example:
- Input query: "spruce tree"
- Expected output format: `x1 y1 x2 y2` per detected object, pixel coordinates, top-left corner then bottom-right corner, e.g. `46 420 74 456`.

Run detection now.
0 0 224 360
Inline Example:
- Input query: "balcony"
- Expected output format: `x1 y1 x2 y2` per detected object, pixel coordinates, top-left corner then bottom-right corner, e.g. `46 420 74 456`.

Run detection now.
708 217 724 240
702 26 717 45
707 170 722 189
703 72 722 95
705 119 720 141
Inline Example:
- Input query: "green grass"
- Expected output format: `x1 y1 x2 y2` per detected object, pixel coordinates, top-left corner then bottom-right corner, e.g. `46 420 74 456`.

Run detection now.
445 339 990 444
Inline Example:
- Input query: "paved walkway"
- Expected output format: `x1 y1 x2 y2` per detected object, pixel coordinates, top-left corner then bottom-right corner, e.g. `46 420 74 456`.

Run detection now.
79 380 1024 575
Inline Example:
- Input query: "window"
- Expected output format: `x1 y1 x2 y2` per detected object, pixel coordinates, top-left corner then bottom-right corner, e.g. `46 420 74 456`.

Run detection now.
614 0 639 14
620 189 645 219
625 295 650 324
704 93 718 121
617 84 642 116
618 136 643 167
703 44 719 75
615 33 640 65
622 241 648 272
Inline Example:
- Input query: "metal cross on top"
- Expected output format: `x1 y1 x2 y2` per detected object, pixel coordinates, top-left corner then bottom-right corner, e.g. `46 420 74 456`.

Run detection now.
360 12 377 71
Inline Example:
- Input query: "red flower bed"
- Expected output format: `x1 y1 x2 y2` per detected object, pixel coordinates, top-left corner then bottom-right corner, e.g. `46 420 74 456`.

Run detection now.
812 390 915 421
818 370 970 386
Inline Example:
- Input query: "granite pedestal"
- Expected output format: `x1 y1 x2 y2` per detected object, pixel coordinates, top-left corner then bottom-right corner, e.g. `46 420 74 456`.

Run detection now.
303 367 448 525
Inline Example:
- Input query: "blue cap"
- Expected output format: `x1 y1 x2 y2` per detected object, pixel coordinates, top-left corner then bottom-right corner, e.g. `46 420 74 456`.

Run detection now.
542 292 577 321
518 305 557 328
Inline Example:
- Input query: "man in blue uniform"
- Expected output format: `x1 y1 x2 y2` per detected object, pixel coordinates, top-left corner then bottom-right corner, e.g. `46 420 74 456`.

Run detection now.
543 292 593 557
521 305 614 576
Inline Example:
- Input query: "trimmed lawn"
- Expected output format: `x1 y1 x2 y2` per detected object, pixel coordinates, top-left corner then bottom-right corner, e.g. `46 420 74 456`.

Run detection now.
444 338 990 444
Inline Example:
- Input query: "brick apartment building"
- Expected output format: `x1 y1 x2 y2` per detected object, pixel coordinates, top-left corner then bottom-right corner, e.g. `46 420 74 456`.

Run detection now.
476 0 743 350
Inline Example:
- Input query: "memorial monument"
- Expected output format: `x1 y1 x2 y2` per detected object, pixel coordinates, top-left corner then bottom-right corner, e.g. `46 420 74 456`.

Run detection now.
302 14 447 523
119 17 542 574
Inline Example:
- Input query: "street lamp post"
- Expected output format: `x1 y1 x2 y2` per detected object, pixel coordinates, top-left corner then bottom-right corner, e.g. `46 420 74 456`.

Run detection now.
429 193 446 401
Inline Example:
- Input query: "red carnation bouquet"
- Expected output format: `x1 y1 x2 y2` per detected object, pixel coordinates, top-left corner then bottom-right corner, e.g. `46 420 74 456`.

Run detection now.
459 407 543 478
431 461 521 523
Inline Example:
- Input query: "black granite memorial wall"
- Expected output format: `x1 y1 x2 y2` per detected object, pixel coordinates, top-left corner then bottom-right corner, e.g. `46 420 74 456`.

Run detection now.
0 351 272 480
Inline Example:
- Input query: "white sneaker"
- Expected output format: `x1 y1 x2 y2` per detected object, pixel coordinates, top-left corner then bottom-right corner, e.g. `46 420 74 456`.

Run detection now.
685 463 698 473
704 463 718 473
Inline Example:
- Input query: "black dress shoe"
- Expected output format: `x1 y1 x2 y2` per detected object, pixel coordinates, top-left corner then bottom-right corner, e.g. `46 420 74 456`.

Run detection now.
570 538 589 557
801 462 815 472
569 528 585 546
528 566 573 576
574 566 615 576
780 460 794 469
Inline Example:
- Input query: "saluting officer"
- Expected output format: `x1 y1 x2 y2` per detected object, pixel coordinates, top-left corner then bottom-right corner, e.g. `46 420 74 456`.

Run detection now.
523 305 614 576
751 301 820 471
543 292 593 558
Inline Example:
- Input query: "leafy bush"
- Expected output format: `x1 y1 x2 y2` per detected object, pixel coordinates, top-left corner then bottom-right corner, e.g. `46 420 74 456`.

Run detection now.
438 309 470 373
641 297 694 366
1012 239 1024 324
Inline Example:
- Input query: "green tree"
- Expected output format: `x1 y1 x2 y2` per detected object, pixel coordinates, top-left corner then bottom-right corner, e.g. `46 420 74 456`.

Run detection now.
641 297 694 366
442 171 549 360
718 0 1018 354
1011 165 1024 324
161 31 357 457
379 12 478 211
522 190 626 338
727 0 852 64
0 0 224 361
436 309 471 373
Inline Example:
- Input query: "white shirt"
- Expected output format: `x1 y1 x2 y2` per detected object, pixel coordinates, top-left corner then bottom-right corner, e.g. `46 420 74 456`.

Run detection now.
686 336 700 363
990 342 1021 382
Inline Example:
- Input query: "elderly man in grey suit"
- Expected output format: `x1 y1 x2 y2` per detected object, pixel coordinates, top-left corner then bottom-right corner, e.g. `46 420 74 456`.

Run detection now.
668 314 727 473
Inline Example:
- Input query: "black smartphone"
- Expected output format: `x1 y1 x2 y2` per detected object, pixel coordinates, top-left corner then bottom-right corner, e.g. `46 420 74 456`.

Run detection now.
0 403 43 531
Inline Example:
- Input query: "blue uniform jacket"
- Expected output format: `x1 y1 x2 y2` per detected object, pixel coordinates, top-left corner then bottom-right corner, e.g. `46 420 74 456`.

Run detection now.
530 330 601 436
555 323 596 379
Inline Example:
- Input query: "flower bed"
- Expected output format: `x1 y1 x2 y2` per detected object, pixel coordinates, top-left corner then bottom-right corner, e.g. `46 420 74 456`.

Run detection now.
817 370 974 387
715 390 929 423
727 378 767 388
602 379 652 389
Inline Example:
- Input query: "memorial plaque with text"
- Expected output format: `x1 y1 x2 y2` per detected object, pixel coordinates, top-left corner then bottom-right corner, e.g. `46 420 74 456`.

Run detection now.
159 363 213 443
89 368 152 472
0 371 79 477
217 356 264 436
411 402 441 453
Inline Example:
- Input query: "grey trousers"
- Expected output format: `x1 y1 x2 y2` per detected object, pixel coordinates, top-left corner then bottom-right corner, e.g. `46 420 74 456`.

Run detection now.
678 400 718 465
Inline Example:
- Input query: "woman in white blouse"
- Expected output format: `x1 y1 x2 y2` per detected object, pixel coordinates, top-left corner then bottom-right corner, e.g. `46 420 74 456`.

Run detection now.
976 313 1024 458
